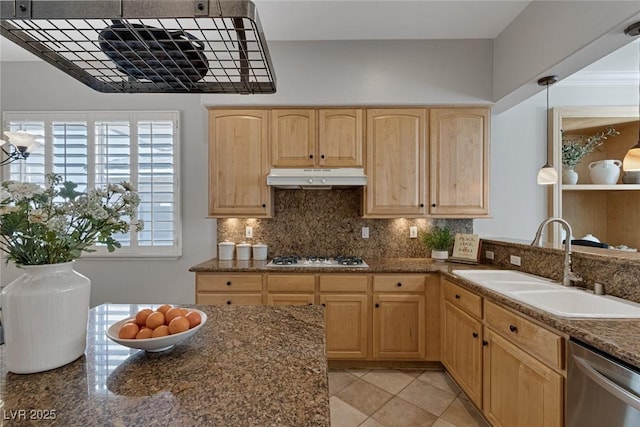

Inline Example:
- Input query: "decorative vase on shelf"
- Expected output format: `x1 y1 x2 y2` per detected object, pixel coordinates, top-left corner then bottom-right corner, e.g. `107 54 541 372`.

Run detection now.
431 250 449 262
562 167 579 185
589 159 621 185
0 262 91 374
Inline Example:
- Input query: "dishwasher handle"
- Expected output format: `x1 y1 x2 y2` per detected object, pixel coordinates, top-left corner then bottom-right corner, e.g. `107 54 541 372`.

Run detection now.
574 355 640 411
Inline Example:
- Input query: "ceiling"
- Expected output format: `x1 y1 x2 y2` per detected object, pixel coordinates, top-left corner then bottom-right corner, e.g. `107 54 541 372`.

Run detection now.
0 0 532 61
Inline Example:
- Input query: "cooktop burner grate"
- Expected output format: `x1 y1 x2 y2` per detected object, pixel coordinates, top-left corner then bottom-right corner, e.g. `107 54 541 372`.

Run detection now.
0 0 276 94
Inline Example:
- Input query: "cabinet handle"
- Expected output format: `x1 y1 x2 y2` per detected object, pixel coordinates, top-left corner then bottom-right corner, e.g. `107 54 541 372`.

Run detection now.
309 154 314 159
375 303 380 308
321 154 325 159
454 294 461 299
226 281 232 286
226 300 232 305
321 303 326 307
396 282 402 287
482 340 488 346
420 203 424 208
432 203 436 208
262 203 266 208
472 332 479 338
308 303 313 306
509 325 518 333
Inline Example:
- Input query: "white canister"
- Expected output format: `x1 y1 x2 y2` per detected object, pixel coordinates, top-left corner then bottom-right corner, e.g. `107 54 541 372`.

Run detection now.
252 243 268 261
236 242 251 261
589 159 621 185
218 241 235 260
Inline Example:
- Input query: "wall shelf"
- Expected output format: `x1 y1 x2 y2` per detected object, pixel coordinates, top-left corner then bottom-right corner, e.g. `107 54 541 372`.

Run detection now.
562 184 640 191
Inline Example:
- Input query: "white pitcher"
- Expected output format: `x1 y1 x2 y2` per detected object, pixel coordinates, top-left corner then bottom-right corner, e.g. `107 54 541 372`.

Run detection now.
588 159 621 185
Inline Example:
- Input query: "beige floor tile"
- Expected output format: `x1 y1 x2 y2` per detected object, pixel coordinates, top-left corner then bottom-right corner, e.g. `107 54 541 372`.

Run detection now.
371 397 438 427
329 370 359 396
336 379 394 416
403 369 426 378
432 419 459 427
346 369 369 377
440 397 490 427
362 370 416 394
330 396 369 427
358 418 385 427
416 371 461 396
398 379 457 416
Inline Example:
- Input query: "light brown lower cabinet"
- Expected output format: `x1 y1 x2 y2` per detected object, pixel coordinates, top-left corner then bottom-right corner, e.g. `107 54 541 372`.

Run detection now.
320 294 369 359
372 294 426 360
483 327 563 427
195 273 263 305
266 274 316 306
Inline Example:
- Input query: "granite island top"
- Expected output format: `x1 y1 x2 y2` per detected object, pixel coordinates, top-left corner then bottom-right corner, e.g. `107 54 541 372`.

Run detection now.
0 304 329 427
190 256 640 369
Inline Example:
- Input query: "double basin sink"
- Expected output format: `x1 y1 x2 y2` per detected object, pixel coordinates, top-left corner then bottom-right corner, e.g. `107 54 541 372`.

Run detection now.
453 270 640 318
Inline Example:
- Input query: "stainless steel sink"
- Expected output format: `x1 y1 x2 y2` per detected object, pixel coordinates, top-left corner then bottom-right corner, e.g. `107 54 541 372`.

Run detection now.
452 269 640 318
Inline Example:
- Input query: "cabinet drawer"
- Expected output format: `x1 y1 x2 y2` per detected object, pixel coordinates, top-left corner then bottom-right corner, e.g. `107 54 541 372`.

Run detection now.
267 275 315 292
319 275 368 292
197 293 263 305
485 300 564 369
443 280 482 319
197 274 262 292
267 294 315 306
373 275 425 293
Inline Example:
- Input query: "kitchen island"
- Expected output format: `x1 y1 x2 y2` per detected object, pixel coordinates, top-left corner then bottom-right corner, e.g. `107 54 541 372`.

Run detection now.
0 304 330 426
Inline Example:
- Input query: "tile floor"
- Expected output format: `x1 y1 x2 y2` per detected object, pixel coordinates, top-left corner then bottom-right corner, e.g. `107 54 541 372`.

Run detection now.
328 369 490 427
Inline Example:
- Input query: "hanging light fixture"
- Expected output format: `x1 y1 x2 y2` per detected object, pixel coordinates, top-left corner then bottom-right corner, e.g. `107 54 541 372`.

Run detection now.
623 22 640 172
536 75 559 185
0 131 41 166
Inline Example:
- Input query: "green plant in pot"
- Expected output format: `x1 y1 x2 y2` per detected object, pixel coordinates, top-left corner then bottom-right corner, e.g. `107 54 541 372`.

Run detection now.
420 226 454 262
561 126 619 184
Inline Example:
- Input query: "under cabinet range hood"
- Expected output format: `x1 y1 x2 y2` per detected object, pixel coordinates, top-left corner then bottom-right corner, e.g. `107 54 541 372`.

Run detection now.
0 0 276 94
267 168 367 190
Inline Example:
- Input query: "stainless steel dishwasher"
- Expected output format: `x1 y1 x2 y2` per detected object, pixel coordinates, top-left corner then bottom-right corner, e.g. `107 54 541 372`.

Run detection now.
568 339 640 426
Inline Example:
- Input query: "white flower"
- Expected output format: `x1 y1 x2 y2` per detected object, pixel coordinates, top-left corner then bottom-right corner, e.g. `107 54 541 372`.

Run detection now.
108 184 125 194
45 216 67 233
0 205 19 215
28 208 48 224
0 187 10 202
121 181 137 192
7 182 44 200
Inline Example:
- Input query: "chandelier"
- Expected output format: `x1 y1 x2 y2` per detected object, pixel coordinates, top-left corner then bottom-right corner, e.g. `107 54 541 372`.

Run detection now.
0 131 41 166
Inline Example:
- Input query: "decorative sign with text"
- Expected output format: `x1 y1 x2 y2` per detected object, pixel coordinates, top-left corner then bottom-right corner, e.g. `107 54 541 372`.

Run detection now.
451 233 481 264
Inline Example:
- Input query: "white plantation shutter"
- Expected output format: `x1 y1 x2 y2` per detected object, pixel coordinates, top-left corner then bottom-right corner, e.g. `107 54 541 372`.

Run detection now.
3 111 181 258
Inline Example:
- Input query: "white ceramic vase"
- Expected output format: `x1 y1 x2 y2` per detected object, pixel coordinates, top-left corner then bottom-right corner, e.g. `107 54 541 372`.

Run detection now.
562 168 579 185
589 159 621 185
431 250 449 262
0 262 91 374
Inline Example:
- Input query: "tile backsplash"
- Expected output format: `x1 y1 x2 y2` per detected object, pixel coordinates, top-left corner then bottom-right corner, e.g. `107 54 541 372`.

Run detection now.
218 189 472 258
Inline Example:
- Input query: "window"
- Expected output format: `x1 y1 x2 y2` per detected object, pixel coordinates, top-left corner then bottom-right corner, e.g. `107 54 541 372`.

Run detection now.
3 111 181 258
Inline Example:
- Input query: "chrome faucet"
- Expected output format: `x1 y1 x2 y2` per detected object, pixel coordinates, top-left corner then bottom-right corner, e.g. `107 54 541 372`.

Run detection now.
531 217 582 286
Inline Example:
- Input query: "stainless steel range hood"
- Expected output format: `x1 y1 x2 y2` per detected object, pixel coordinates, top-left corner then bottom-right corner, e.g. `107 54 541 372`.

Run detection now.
267 168 367 190
0 0 276 94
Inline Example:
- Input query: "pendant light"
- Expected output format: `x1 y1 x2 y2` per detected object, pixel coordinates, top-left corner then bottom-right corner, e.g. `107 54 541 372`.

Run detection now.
623 22 640 172
536 75 559 185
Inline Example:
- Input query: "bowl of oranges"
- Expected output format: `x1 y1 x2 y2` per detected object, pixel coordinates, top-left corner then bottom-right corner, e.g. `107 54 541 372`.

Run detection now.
106 305 207 352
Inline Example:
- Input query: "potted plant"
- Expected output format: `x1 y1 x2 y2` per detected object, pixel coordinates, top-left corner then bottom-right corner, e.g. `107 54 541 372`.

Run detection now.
420 226 454 262
562 126 619 184
0 173 142 373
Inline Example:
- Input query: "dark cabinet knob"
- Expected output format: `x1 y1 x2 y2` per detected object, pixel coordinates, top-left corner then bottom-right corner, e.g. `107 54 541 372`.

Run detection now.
226 300 231 305
226 281 231 286
472 332 479 338
509 325 518 333
321 303 326 307
432 203 436 208
262 203 266 208
482 340 489 346
375 303 380 308
397 282 402 287
454 294 460 299
420 203 424 207
321 154 325 159
309 154 314 159
308 303 313 306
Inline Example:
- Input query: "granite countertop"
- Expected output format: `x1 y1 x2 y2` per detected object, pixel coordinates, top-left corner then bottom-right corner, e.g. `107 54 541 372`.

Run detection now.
0 304 329 426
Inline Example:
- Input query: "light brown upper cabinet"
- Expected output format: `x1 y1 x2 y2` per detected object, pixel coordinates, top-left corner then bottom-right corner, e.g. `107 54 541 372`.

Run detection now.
429 108 490 217
364 109 427 217
271 108 364 167
208 109 272 218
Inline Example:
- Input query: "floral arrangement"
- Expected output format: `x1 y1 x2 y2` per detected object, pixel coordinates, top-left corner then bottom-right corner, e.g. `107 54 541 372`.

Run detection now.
0 173 142 266
562 126 619 169
420 226 454 251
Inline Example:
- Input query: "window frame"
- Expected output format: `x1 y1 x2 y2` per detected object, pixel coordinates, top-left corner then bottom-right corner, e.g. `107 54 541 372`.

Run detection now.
2 110 182 260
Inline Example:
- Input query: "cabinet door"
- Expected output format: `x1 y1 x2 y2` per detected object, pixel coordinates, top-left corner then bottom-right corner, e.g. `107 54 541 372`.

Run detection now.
429 108 489 217
271 109 316 167
364 109 427 217
320 294 368 359
442 300 483 407
267 294 315 306
483 328 563 427
318 109 363 167
372 294 425 360
208 109 271 217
